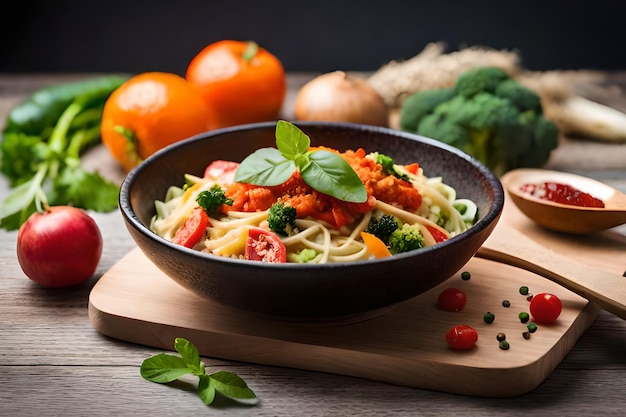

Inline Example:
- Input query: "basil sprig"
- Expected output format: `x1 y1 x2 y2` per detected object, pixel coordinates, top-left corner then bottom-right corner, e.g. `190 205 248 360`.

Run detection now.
140 338 257 406
234 120 368 203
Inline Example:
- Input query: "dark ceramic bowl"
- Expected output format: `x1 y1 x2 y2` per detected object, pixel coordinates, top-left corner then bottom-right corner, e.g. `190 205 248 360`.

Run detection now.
119 122 504 323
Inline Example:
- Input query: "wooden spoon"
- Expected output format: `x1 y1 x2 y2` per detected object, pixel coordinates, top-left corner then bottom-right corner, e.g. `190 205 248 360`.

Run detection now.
476 213 626 320
500 168 626 234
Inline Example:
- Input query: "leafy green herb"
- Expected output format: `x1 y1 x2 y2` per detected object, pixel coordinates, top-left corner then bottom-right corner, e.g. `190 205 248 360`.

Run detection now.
140 337 258 406
234 120 367 203
0 76 127 230
196 185 233 214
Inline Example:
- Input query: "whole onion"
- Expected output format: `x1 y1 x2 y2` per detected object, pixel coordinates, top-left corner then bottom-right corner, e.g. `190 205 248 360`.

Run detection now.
294 71 389 127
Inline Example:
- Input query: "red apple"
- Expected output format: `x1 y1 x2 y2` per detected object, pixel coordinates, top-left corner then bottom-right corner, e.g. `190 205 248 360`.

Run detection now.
17 206 103 288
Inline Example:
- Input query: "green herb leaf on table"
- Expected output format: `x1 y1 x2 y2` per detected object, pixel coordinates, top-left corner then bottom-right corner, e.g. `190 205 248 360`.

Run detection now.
140 337 258 407
234 120 367 203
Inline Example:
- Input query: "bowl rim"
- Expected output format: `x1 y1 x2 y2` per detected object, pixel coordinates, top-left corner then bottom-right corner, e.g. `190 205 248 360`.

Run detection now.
119 121 505 270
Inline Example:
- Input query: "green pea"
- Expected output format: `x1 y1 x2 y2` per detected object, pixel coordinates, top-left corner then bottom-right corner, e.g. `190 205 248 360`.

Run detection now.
461 271 471 281
483 311 495 324
527 322 538 333
519 312 530 323
519 286 529 295
499 340 510 350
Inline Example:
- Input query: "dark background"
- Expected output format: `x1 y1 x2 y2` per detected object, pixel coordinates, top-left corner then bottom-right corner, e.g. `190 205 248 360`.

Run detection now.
1 0 624 76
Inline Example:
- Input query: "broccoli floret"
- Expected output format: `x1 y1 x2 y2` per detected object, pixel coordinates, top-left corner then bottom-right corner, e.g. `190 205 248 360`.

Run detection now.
196 185 234 214
287 248 319 263
388 223 426 254
364 214 399 244
399 66 559 176
416 112 471 153
494 78 542 112
399 88 456 132
267 201 297 237
375 153 410 181
455 66 510 98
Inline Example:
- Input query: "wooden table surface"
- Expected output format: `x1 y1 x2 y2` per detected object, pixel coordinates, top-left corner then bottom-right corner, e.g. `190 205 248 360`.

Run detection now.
1 73 625 416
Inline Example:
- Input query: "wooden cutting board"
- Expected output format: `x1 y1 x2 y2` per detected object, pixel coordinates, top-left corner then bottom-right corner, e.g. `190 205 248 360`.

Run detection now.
88 201 625 398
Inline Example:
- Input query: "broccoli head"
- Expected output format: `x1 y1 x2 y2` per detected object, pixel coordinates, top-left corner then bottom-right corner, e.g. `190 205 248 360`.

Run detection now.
267 201 297 236
364 214 399 245
388 223 425 255
399 66 559 176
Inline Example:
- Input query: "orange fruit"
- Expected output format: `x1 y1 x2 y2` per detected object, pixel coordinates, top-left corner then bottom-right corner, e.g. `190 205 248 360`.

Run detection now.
186 40 287 128
101 71 216 172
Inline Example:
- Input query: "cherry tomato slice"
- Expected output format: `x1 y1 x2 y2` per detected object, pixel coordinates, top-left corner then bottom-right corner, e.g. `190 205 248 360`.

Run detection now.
404 162 420 174
203 160 240 185
172 207 210 248
446 325 478 350
437 287 467 312
245 227 287 263
529 292 562 324
426 225 449 243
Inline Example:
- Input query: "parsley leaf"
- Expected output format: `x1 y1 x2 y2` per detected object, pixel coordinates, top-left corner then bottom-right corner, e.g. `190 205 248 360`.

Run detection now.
140 337 258 407
196 185 234 214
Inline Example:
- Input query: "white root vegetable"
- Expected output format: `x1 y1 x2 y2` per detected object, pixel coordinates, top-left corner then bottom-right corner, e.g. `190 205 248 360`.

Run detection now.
518 71 626 142
295 70 390 127
368 42 626 142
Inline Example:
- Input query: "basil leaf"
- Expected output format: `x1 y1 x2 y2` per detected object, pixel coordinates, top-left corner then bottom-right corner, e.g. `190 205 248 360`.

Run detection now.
139 353 191 383
198 374 216 405
235 147 295 186
276 119 310 159
174 337 204 375
302 150 368 203
209 370 257 400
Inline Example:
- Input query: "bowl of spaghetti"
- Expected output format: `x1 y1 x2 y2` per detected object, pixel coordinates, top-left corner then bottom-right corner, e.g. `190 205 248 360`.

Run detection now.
119 121 504 322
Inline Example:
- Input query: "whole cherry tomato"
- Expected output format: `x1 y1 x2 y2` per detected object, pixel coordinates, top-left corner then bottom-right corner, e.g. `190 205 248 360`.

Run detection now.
245 227 287 263
437 287 467 312
101 72 216 172
529 292 562 324
186 40 287 128
446 325 478 350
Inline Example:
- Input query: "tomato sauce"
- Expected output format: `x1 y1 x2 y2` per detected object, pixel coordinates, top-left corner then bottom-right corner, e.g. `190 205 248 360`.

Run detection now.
520 182 605 208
